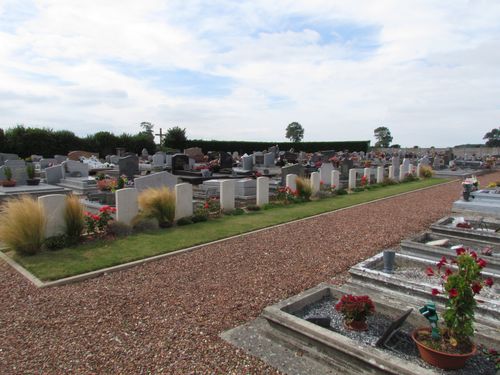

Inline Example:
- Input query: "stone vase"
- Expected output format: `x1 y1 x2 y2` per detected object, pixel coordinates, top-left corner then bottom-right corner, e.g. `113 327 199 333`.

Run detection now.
383 250 396 273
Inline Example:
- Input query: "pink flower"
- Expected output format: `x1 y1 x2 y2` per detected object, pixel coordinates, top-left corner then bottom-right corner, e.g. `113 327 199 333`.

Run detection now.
445 268 453 276
485 277 494 287
431 288 440 296
449 288 458 298
477 258 487 268
470 251 478 259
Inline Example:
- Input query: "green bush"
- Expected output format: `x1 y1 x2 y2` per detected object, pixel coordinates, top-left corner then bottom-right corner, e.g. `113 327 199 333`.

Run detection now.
353 187 365 192
44 234 69 251
246 204 261 211
224 207 245 216
177 217 194 226
107 221 133 237
402 173 419 183
336 188 348 195
132 216 159 232
381 177 397 186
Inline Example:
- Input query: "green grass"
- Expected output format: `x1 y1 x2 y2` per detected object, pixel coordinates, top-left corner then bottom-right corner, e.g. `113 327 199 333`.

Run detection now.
7 178 448 281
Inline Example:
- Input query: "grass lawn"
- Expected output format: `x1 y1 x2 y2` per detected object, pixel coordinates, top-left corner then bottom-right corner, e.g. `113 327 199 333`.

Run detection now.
7 178 449 281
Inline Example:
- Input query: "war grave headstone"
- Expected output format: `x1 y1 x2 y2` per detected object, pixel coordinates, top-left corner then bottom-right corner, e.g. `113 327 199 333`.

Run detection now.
319 163 334 185
118 155 139 179
256 176 269 206
134 171 179 193
115 188 138 225
174 183 193 220
220 179 235 211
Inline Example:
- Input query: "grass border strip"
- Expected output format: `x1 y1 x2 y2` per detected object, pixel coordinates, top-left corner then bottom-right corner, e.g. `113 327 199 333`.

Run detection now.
1 179 457 288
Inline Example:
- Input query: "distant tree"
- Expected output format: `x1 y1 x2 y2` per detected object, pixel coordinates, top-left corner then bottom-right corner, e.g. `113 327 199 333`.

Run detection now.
390 144 401 148
483 127 500 147
140 122 154 140
163 126 187 150
374 126 393 148
285 122 304 143
0 128 4 150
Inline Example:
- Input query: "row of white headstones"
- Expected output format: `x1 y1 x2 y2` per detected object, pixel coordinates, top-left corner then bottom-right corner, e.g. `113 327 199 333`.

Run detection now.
39 163 426 238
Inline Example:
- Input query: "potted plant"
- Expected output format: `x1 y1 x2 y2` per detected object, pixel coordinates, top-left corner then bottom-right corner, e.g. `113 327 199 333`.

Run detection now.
2 166 16 187
26 163 40 185
412 248 494 369
334 294 375 331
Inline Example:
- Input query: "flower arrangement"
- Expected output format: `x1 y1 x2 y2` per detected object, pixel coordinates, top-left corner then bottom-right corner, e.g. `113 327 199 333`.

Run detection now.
417 247 494 354
462 176 479 187
97 178 117 192
360 175 368 187
84 205 116 235
334 294 375 329
203 197 221 214
276 186 299 204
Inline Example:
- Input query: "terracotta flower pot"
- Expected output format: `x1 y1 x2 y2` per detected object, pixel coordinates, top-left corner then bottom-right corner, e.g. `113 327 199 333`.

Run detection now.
412 328 476 370
344 319 368 331
2 179 16 187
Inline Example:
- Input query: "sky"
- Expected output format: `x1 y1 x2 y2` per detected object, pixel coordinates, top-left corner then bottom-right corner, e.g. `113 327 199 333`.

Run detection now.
0 0 499 148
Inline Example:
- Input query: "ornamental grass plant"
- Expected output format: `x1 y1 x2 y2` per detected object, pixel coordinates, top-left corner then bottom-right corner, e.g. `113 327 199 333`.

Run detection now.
64 194 85 241
137 187 176 228
295 177 312 201
0 196 46 255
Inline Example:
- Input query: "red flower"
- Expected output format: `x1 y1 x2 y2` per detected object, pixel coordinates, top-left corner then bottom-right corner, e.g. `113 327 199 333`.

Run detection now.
472 282 482 294
455 247 466 255
445 268 453 276
449 288 458 298
203 202 209 209
99 205 110 212
477 258 487 268
470 251 478 259
425 267 434 276
431 288 440 296
92 214 100 221
485 277 494 287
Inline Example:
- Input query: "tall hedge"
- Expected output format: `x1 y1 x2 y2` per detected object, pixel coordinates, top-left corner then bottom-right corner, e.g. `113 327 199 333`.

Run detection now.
185 140 370 154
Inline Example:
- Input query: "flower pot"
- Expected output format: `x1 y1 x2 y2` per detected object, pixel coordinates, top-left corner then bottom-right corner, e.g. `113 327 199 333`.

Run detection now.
412 328 476 370
1 179 16 187
343 319 368 331
26 178 40 186
383 250 396 273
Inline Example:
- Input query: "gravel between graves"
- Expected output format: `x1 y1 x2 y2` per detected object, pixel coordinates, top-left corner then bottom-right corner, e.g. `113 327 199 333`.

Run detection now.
2 173 500 374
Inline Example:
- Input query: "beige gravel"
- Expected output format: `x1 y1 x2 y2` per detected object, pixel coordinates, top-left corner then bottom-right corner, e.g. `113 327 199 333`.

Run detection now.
1 173 499 374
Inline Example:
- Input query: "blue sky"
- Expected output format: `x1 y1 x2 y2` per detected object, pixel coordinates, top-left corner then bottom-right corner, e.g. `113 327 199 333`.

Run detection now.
0 0 499 147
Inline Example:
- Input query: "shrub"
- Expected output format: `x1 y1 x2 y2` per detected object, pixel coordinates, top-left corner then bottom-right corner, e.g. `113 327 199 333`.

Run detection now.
0 196 46 255
420 165 433 178
107 221 132 237
381 177 397 186
336 188 348 195
64 195 85 241
353 187 365 192
402 173 419 182
246 204 261 211
296 177 312 201
26 163 35 179
131 216 159 232
138 187 176 228
177 217 194 226
224 207 245 215
275 186 298 204
44 234 69 251
84 206 116 235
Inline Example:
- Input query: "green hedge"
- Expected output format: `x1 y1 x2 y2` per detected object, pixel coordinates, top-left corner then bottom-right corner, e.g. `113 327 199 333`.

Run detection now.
185 140 370 154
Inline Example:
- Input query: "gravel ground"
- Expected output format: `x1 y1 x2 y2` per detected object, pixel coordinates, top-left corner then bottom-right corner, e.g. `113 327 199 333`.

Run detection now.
2 174 500 374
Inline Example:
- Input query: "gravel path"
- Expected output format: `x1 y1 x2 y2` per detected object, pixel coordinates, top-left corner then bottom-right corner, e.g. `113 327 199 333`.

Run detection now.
1 174 499 374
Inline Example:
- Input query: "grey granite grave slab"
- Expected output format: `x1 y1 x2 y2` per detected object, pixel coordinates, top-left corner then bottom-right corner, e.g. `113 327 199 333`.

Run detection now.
118 155 139 178
134 171 179 192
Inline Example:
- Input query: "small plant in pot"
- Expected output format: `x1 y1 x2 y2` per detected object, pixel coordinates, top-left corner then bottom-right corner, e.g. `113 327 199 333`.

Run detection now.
334 294 375 331
2 166 16 187
413 247 494 369
26 163 40 185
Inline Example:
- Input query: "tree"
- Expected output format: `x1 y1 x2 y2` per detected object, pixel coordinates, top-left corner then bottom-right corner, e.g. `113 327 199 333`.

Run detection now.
163 126 187 150
285 122 304 143
0 128 4 150
140 122 154 141
483 127 500 147
374 126 393 148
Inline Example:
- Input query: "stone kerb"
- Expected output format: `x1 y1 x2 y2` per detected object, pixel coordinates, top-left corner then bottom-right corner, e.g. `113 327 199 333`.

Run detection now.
348 169 357 190
38 194 66 237
286 174 297 192
220 180 235 211
310 172 320 196
175 183 193 220
115 188 138 226
331 170 340 191
256 176 269 207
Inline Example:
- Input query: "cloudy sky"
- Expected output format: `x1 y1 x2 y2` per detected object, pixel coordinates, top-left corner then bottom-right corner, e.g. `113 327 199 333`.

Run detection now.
0 1 499 147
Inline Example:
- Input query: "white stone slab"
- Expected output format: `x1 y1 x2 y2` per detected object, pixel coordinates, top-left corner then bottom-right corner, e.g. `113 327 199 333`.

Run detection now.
256 177 269 206
331 170 340 191
39 194 66 237
376 166 384 184
388 165 395 180
310 172 320 196
220 180 235 211
175 183 193 220
319 163 334 185
286 174 297 192
348 169 357 190
425 239 449 247
116 188 138 225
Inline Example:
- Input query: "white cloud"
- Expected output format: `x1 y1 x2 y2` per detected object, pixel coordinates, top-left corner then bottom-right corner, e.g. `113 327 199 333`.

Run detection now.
0 0 499 147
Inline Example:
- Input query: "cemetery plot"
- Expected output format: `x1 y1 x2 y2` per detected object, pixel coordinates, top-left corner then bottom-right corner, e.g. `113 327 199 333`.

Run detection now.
430 216 500 243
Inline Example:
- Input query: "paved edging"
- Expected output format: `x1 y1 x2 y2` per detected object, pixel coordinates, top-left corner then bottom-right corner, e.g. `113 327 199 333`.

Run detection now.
0 179 458 288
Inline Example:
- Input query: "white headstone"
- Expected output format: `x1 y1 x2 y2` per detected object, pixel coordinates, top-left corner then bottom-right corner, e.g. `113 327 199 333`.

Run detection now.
175 183 193 220
363 168 371 181
152 153 166 169
348 169 357 190
319 163 334 186
399 164 405 181
286 174 297 192
331 170 340 191
416 163 422 178
388 165 395 180
38 194 66 237
310 172 320 196
256 177 269 206
376 166 384 184
116 188 138 225
220 180 235 211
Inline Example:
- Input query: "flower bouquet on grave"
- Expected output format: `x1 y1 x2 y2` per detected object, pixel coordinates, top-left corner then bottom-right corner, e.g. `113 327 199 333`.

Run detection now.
462 176 478 201
334 294 375 331
412 247 494 369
